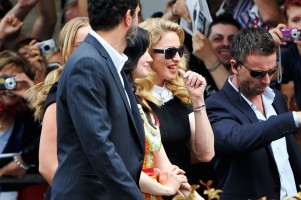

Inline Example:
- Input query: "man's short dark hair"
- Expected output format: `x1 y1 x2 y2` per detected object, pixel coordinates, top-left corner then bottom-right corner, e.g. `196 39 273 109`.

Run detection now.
207 13 241 37
231 27 277 63
88 0 140 30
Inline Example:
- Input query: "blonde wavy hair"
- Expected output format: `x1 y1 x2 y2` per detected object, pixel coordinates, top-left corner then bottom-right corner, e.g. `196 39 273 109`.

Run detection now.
137 18 191 106
28 17 90 122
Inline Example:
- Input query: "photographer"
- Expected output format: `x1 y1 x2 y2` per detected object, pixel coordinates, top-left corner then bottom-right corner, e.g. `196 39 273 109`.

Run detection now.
14 37 58 85
269 0 301 151
269 0 301 119
0 50 42 200
28 39 59 84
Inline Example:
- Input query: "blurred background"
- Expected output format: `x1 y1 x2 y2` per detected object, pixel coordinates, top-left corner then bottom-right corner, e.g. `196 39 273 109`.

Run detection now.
11 0 166 40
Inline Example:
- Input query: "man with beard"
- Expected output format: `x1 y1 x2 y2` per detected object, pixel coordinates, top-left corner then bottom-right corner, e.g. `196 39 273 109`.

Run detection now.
206 27 301 199
51 1 145 200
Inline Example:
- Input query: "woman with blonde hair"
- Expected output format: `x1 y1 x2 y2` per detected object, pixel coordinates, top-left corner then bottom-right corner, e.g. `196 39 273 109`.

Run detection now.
28 17 91 190
124 26 205 200
137 18 215 199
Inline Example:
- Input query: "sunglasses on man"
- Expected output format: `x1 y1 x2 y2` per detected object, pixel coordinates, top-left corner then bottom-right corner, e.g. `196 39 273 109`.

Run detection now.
238 62 278 79
152 45 184 59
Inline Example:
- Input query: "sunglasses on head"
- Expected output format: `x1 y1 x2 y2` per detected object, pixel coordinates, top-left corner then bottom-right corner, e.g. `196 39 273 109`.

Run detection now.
152 45 184 59
238 62 278 79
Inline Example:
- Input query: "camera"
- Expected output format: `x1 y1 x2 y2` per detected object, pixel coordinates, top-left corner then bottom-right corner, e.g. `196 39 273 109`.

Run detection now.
36 39 57 56
0 75 16 90
280 27 301 42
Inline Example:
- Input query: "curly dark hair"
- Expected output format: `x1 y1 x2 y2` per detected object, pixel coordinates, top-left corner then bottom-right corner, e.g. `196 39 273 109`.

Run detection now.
88 0 140 30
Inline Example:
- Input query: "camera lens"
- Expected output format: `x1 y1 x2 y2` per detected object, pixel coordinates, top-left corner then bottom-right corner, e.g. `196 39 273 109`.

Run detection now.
4 77 16 90
291 29 300 40
44 45 50 51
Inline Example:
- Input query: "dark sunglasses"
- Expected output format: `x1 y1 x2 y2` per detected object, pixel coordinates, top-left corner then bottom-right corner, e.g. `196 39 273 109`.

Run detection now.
238 62 278 79
152 45 184 59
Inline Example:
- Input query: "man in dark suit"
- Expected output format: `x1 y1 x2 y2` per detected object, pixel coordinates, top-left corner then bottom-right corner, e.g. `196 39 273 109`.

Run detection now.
206 27 301 200
51 1 145 199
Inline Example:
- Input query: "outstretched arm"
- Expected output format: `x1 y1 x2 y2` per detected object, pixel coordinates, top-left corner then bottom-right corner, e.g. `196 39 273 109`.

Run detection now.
78 0 88 17
0 14 23 49
6 0 39 21
31 0 57 40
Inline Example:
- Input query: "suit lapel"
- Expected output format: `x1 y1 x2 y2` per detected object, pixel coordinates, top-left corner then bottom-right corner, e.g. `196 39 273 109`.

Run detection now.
85 34 144 150
222 80 259 123
272 92 287 114
222 81 290 162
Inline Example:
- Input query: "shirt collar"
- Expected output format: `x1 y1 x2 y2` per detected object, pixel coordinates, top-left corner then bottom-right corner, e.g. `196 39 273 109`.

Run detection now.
89 30 128 73
152 84 174 104
227 75 275 107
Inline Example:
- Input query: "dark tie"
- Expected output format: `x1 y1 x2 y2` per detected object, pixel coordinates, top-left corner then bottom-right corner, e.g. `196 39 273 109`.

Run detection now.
121 71 145 147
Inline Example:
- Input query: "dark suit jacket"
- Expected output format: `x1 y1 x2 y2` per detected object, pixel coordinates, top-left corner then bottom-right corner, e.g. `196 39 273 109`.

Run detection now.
206 80 301 200
51 34 145 200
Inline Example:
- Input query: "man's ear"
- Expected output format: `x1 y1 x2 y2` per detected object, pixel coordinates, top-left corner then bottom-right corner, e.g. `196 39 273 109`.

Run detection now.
230 59 239 75
124 9 133 27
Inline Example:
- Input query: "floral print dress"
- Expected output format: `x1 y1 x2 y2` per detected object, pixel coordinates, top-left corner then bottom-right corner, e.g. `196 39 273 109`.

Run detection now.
138 104 162 200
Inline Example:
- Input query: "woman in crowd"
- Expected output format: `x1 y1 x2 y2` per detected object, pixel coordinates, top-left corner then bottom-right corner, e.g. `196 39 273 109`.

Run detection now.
0 50 41 200
124 27 204 200
28 16 91 185
125 26 182 199
137 18 215 199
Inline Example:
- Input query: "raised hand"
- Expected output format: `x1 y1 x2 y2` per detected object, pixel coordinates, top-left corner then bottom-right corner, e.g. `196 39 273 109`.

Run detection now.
28 39 47 83
0 15 23 39
178 69 206 103
269 23 287 46
192 31 218 66
12 72 35 100
173 0 191 24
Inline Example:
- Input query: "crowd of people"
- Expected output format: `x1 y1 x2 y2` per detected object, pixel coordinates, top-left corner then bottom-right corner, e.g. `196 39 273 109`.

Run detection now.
0 0 299 200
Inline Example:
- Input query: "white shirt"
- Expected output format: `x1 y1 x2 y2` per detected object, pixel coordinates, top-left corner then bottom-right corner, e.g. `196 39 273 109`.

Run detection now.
89 30 128 84
151 85 173 104
89 30 131 106
0 124 14 153
228 77 297 199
